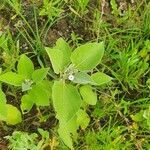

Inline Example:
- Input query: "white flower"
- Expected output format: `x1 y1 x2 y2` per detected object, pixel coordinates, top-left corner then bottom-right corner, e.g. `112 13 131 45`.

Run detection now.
68 74 74 81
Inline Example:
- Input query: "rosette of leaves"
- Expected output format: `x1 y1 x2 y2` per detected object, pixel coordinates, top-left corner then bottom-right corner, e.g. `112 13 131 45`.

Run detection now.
45 38 112 149
0 54 51 115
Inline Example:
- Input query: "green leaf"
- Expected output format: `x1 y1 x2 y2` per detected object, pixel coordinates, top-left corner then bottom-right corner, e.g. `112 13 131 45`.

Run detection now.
45 48 63 74
40 80 53 99
58 128 74 150
52 81 81 149
6 104 22 125
71 42 104 71
17 54 34 78
0 88 7 120
38 128 49 140
28 82 50 106
73 72 97 85
55 38 71 67
131 111 144 122
21 94 34 114
91 72 112 85
0 72 25 86
77 109 90 129
79 85 97 105
52 80 82 123
58 116 77 150
32 68 49 83
58 126 74 150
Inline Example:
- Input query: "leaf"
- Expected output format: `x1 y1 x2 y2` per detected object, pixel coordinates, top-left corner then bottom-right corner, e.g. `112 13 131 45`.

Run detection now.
32 68 49 83
52 80 82 123
6 104 22 125
0 88 7 120
21 94 34 114
0 72 25 86
73 72 97 85
71 42 104 71
131 111 144 122
79 85 97 105
40 80 53 98
58 127 74 150
17 54 34 78
38 128 49 140
91 72 112 85
58 116 77 150
77 109 90 129
28 82 50 106
55 38 71 67
52 81 81 149
45 47 63 74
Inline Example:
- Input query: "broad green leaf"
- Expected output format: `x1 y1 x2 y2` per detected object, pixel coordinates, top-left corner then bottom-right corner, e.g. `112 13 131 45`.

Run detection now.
73 72 97 85
32 68 49 83
28 82 50 106
0 72 25 86
91 72 112 85
58 126 74 150
52 81 81 149
55 38 71 67
40 80 53 99
45 47 63 74
6 104 22 125
52 80 82 123
17 54 34 78
77 109 90 129
79 85 97 105
21 94 34 114
71 42 104 71
59 115 78 150
0 88 7 120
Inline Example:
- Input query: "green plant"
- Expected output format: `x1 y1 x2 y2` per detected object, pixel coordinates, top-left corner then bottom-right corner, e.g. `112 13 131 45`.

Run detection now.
74 0 89 16
0 38 112 149
5 131 39 150
143 2 150 36
131 106 150 131
112 43 149 90
5 128 53 150
39 0 63 21
45 38 112 149
85 125 133 150
0 31 19 69
5 0 65 56
110 0 120 16
0 54 51 117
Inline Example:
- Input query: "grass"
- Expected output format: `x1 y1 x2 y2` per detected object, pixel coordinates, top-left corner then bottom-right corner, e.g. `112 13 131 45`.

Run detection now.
0 0 150 149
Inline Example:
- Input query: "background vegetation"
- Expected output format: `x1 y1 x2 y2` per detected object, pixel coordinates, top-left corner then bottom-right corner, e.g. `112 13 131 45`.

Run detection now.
0 0 150 149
